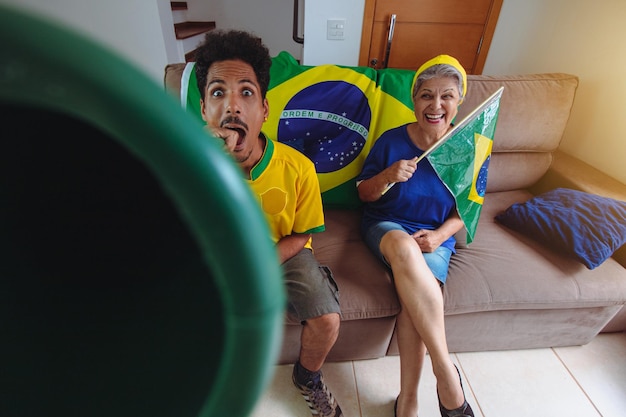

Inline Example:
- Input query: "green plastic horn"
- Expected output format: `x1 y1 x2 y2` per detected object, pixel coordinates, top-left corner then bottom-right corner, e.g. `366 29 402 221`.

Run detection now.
0 4 284 417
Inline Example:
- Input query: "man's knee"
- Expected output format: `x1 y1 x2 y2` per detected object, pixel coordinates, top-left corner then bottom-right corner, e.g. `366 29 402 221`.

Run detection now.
307 312 340 334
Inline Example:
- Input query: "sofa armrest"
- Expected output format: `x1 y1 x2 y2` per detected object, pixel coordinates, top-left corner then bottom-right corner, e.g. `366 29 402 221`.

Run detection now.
531 150 626 267
164 63 187 99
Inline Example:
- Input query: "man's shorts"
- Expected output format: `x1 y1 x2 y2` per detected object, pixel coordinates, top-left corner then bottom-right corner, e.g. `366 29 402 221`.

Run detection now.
282 248 341 324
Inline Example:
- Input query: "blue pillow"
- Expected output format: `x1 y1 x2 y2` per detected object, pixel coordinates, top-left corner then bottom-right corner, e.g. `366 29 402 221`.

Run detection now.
495 188 626 269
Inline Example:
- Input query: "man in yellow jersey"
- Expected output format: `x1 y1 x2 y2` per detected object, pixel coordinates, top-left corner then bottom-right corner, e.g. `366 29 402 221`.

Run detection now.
194 30 342 417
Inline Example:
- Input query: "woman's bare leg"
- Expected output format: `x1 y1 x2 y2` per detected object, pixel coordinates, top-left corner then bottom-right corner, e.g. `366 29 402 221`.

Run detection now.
381 231 464 414
395 306 426 417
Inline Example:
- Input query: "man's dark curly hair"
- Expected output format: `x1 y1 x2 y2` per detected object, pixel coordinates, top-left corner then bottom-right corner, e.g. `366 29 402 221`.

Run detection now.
194 29 272 100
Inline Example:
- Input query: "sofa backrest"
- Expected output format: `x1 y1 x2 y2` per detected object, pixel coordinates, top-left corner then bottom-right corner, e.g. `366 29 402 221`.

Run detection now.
164 53 578 206
460 73 579 193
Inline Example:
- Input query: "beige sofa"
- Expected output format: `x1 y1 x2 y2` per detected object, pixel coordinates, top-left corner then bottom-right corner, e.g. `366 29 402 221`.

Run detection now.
165 63 626 365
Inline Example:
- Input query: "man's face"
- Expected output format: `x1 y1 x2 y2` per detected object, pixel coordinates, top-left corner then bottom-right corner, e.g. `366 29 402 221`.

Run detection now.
200 59 269 164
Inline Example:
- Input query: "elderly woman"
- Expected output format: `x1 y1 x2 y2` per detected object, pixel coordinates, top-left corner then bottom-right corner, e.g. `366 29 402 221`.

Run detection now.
356 55 474 417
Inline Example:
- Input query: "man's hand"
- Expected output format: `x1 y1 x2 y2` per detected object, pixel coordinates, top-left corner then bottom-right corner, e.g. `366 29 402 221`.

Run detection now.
276 234 311 264
204 125 238 153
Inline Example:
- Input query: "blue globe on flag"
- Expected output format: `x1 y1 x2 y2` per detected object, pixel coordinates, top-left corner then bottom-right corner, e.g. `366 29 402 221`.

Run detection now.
277 81 372 174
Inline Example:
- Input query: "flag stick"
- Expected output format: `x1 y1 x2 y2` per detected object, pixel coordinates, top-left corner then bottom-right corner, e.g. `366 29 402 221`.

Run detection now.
380 86 504 195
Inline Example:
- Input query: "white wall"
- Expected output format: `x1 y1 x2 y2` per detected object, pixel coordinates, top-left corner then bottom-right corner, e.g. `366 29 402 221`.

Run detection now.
0 0 171 85
189 0 304 61
483 0 626 183
303 0 365 65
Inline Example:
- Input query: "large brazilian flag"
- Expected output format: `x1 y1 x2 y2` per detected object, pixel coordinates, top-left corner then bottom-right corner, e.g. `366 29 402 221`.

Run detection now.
265 51 417 208
180 51 418 208
179 51 501 242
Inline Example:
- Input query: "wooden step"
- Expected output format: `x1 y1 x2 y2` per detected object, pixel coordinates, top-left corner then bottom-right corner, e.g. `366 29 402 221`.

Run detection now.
174 21 216 40
171 2 188 11
185 48 198 63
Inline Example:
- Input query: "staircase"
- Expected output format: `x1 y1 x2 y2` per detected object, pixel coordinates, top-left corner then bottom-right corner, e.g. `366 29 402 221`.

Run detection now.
171 1 215 62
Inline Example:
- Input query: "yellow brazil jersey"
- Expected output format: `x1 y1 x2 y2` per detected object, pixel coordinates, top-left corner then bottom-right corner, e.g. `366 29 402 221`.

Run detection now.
248 134 325 250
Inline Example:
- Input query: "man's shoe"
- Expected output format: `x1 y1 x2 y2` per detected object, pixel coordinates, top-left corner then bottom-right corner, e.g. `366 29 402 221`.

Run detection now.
292 367 343 417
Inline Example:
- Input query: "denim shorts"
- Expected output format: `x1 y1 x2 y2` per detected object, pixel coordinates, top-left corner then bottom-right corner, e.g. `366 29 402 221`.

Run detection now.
282 248 341 323
362 220 452 285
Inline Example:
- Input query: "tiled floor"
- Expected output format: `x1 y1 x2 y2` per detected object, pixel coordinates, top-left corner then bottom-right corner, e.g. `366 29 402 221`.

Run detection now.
250 332 626 417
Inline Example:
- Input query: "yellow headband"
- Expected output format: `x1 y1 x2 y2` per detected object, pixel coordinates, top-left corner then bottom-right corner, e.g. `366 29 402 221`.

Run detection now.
411 54 467 101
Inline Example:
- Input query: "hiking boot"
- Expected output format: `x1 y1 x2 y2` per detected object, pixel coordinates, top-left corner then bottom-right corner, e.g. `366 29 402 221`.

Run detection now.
292 366 342 417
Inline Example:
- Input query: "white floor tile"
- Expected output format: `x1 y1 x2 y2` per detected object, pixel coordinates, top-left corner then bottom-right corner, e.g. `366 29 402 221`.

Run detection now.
457 348 600 417
249 333 626 417
554 332 626 417
353 356 398 417
249 365 310 417
351 354 482 417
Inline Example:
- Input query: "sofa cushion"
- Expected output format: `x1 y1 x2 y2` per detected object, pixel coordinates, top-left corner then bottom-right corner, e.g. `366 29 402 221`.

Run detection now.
494 188 626 269
445 190 626 315
531 150 626 267
312 209 399 321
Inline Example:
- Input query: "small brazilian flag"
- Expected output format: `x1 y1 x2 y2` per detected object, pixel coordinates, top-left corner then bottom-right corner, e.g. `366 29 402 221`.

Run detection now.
427 87 503 244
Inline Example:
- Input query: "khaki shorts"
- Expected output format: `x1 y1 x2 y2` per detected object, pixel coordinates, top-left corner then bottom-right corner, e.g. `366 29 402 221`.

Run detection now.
282 248 341 323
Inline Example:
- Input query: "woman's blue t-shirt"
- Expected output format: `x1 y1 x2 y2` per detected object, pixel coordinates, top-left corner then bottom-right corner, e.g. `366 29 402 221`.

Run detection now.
356 124 458 252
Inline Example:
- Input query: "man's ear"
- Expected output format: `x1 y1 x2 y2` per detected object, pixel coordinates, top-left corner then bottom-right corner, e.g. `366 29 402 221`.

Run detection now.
200 99 207 122
263 98 269 120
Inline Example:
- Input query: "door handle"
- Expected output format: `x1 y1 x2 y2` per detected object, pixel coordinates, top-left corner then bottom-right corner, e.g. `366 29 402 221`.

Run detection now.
383 14 397 68
293 0 304 44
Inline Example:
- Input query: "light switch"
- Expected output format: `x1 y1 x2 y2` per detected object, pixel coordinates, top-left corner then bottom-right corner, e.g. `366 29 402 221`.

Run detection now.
327 19 346 40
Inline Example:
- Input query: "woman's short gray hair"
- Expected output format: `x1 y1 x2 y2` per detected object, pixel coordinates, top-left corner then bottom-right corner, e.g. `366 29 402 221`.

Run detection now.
412 64 465 101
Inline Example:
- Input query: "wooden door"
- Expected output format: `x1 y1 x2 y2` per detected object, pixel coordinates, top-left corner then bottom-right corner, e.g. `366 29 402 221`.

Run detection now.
359 0 502 74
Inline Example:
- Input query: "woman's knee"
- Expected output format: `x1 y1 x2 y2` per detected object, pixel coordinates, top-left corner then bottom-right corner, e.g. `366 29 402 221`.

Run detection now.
381 231 420 263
